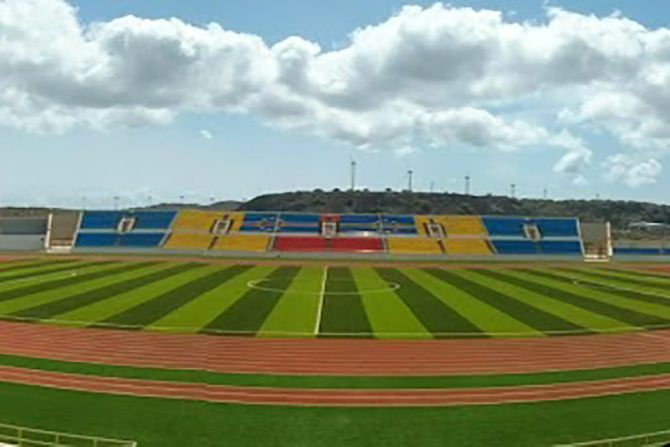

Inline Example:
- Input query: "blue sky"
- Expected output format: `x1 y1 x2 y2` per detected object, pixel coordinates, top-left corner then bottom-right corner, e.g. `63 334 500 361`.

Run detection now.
1 0 669 208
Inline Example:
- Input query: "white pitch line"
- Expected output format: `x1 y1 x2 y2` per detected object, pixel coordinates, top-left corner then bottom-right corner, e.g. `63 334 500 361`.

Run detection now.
314 266 328 335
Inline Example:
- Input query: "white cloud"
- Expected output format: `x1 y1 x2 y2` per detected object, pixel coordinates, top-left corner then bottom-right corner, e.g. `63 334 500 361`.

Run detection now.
199 129 213 140
604 154 662 187
1 0 670 186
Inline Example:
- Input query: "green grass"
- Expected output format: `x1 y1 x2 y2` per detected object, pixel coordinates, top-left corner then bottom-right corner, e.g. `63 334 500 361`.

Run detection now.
0 259 669 338
1 380 670 446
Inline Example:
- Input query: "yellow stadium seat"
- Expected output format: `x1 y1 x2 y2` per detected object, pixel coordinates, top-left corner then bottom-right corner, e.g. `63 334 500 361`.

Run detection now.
171 210 246 233
212 234 270 252
387 237 443 255
444 238 492 255
163 233 215 250
434 216 488 236
413 215 431 236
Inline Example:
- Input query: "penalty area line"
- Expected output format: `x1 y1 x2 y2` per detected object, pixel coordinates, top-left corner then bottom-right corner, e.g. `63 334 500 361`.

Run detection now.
314 266 328 335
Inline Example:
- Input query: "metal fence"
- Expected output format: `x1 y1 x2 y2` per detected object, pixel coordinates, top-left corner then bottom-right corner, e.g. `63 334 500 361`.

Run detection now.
0 423 136 447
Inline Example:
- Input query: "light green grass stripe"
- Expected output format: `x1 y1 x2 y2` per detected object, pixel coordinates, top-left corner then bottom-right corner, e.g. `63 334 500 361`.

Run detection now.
0 260 83 282
462 270 629 333
50 264 215 327
403 269 537 336
0 263 159 316
0 261 61 277
568 268 670 296
511 270 670 321
149 266 274 333
0 262 94 293
603 268 670 285
352 268 431 339
258 267 322 338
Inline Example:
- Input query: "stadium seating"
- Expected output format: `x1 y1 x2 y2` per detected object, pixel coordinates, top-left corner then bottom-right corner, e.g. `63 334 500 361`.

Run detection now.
239 213 279 232
439 216 488 236
538 240 583 255
444 239 492 256
212 234 271 252
482 217 527 237
68 209 586 258
382 215 418 235
331 237 383 252
387 237 443 254
273 236 328 252
491 240 540 255
163 233 214 250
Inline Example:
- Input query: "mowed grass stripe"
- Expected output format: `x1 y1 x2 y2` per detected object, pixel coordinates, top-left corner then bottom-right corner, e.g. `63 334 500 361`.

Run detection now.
375 268 481 337
504 270 668 327
203 267 300 334
427 269 572 335
101 266 248 328
353 268 430 339
319 267 372 338
403 269 527 336
561 268 670 297
57 264 212 327
468 270 625 334
11 263 195 320
606 267 670 282
0 262 97 294
258 267 323 337
153 266 270 334
0 262 143 303
0 260 69 277
531 269 670 313
597 268 670 287
0 260 91 284
0 262 156 317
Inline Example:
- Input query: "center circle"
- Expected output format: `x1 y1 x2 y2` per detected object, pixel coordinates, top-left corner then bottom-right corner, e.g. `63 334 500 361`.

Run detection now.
246 278 400 295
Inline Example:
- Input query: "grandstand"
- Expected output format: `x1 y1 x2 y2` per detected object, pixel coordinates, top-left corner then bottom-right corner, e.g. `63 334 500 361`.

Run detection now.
35 210 595 258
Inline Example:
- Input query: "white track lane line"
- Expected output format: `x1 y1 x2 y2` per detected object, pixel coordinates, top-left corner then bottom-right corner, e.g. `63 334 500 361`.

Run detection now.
314 266 328 335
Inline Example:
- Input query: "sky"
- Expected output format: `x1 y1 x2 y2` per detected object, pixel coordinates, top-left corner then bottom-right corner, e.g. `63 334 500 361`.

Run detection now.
1 0 670 208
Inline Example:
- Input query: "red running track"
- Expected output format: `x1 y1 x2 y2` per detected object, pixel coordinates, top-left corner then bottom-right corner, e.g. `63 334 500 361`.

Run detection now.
1 321 670 376
2 365 670 406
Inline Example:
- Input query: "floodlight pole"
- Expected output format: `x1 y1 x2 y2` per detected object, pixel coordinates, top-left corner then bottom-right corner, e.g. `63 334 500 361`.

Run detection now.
407 170 414 192
465 175 471 195
350 159 357 192
510 184 516 199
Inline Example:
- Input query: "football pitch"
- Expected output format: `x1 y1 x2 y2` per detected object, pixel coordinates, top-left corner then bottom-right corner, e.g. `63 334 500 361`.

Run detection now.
1 257 670 338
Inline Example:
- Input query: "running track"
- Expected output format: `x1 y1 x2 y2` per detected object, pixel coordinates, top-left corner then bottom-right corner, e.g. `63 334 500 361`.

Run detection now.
1 321 670 406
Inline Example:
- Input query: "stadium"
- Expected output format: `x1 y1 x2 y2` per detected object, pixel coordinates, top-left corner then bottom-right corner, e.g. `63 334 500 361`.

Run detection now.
3 0 670 446
0 207 669 446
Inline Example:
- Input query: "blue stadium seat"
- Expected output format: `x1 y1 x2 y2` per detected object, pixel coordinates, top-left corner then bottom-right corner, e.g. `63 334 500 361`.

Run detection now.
119 233 165 247
75 233 119 247
535 219 579 237
132 212 176 230
341 214 380 224
280 213 321 224
80 211 124 230
491 240 539 255
482 217 526 237
539 240 582 255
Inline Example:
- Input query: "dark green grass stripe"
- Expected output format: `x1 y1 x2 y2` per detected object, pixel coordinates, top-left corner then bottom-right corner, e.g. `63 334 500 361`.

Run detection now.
598 268 670 286
11 263 203 320
102 265 251 328
426 269 587 333
560 268 670 302
3 352 670 390
527 268 670 309
499 269 666 327
0 261 87 284
202 267 298 334
0 262 151 303
606 267 670 282
0 260 66 275
375 268 484 337
319 267 372 338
